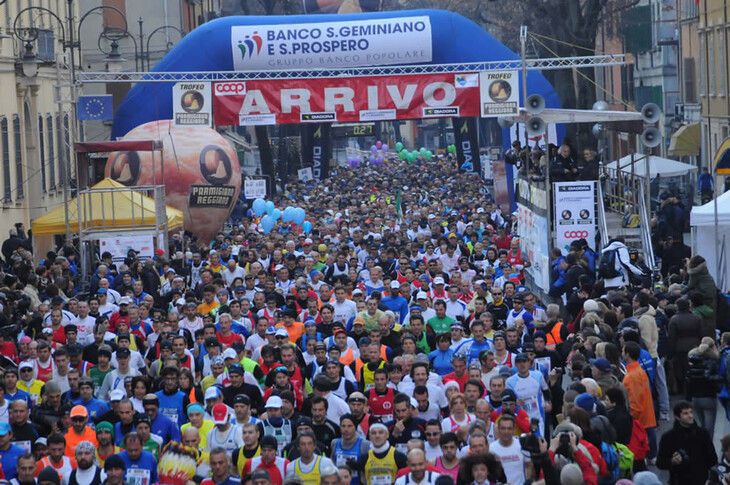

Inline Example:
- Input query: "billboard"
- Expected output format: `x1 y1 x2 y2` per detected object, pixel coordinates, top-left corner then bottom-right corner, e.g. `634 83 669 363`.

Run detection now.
231 16 431 71
554 181 597 254
212 73 482 126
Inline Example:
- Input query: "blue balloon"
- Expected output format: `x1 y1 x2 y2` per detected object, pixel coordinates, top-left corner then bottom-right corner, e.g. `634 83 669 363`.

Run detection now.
261 215 275 234
302 221 312 234
271 208 281 221
265 201 275 215
293 207 306 226
282 207 294 223
252 198 266 217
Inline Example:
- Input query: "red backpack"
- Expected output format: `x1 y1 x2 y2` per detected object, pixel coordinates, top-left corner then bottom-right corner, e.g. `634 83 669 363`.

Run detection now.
628 418 650 460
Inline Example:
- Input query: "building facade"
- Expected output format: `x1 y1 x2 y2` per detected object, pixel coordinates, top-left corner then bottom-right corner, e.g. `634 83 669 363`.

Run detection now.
698 0 730 186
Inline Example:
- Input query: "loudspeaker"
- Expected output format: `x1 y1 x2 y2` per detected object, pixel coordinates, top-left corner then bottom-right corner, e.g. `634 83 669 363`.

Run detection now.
641 103 661 124
641 127 661 148
526 117 545 137
497 117 514 129
526 94 546 115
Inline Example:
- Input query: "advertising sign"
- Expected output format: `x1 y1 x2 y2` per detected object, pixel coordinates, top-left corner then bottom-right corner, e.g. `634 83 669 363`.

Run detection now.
244 178 267 199
99 235 155 263
172 82 212 127
518 204 550 290
301 123 332 180
231 16 432 71
554 181 597 254
479 71 519 117
452 117 482 176
212 73 481 126
298 167 314 182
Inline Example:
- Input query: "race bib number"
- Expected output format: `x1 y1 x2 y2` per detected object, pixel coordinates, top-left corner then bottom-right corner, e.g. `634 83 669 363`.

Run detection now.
524 395 538 412
371 475 391 485
126 468 151 485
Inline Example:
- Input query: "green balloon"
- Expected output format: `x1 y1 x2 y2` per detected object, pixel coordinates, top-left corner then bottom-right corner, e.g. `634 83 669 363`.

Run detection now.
426 150 433 159
411 150 419 159
395 142 404 152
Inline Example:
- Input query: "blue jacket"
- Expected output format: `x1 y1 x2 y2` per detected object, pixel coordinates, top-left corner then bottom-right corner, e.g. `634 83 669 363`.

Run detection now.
698 173 714 192
150 412 181 443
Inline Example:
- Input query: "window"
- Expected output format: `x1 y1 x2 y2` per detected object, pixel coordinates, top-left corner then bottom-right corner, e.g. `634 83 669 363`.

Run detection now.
720 29 727 95
700 32 706 97
13 115 23 199
56 114 63 187
63 114 71 188
47 114 55 191
621 64 635 103
684 58 697 103
39 116 46 193
709 30 716 95
1 117 10 202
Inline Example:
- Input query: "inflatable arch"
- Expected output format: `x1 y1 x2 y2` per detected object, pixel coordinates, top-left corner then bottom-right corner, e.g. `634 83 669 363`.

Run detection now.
112 8 562 146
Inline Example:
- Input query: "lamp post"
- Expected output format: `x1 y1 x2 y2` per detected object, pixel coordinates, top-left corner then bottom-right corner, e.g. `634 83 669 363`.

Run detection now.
13 1 129 243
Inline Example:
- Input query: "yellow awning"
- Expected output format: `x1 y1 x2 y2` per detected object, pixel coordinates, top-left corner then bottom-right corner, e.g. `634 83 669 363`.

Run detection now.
668 123 701 157
31 178 184 235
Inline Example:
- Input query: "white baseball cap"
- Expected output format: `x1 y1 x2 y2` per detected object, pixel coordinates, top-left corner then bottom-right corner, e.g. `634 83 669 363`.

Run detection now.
416 292 429 300
433 277 445 285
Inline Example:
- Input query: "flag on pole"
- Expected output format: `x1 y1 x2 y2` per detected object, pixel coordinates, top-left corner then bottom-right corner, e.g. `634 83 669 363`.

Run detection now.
77 95 114 121
395 189 402 224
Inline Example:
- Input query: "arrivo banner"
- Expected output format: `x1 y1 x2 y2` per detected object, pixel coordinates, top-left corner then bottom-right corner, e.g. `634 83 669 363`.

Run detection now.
212 73 481 126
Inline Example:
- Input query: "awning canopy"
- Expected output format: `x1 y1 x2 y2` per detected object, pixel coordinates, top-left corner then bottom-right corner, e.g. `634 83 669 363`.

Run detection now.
691 189 730 226
605 155 698 178
715 137 730 175
31 178 184 235
668 123 701 157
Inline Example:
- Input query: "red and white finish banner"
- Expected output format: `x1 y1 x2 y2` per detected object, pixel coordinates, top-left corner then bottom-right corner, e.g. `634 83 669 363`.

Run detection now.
212 72 481 126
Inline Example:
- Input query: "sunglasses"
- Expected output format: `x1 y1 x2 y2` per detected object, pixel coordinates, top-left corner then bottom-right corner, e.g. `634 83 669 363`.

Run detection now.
425 431 441 436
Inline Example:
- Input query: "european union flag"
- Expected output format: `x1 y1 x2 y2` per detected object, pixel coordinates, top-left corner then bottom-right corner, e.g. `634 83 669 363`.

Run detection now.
77 95 114 121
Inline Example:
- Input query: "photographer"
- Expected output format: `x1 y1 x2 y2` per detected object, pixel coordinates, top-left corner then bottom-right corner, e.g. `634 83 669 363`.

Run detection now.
657 400 716 485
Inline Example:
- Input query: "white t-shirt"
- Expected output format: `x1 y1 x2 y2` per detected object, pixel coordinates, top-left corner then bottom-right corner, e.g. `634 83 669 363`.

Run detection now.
331 299 358 325
490 439 528 485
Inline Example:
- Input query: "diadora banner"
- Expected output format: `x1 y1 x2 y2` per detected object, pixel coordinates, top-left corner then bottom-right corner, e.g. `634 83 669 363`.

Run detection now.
553 181 597 254
231 16 432 71
212 73 481 126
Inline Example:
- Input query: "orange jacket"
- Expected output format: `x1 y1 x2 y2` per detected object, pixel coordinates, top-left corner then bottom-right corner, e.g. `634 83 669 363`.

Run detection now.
623 361 657 428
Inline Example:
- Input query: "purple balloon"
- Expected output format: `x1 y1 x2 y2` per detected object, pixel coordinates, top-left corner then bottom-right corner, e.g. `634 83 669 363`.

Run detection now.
376 141 383 149
382 144 389 152
371 145 378 154
369 154 376 163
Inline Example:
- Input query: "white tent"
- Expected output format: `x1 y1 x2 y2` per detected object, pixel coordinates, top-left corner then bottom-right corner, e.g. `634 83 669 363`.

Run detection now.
690 190 730 290
606 155 698 178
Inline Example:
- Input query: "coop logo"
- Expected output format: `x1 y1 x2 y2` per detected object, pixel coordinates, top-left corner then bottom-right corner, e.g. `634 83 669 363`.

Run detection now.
215 82 247 96
236 32 263 61
564 231 589 239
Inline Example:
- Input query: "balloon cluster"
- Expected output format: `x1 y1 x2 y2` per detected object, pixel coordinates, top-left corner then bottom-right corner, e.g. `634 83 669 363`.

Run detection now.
396 143 434 164
251 199 308 234
368 140 389 166
447 144 457 155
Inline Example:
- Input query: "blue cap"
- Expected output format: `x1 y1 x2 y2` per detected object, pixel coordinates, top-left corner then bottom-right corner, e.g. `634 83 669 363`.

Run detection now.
97 288 108 294
266 326 277 335
0 422 11 436
220 244 229 249
234 286 246 293
304 318 316 326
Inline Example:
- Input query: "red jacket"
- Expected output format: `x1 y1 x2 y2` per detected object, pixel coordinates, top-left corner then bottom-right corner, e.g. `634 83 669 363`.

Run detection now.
490 407 531 434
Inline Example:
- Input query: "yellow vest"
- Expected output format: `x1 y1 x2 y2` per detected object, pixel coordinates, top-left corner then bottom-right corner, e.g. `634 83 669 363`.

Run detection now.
235 445 261 477
294 455 322 485
364 447 398 485
361 361 386 391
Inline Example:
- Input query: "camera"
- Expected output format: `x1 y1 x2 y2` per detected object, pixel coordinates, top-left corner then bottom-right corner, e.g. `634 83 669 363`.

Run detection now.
678 449 690 462
518 419 542 455
559 432 570 447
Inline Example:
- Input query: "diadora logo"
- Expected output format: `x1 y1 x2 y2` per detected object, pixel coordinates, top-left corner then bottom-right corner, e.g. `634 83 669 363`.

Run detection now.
237 31 263 60
215 82 247 96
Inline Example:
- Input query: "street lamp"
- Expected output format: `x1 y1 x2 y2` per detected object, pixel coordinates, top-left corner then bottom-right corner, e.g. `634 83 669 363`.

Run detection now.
20 41 42 78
